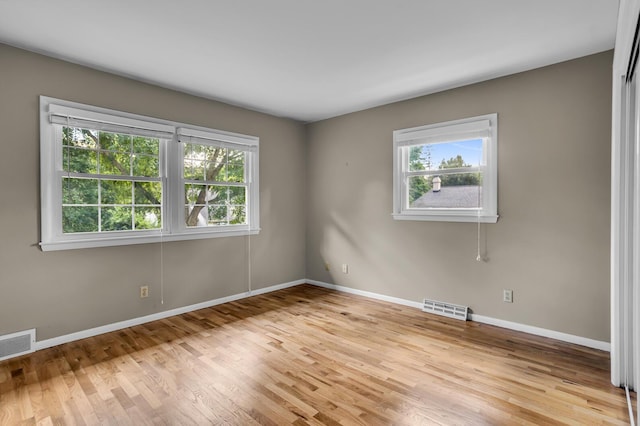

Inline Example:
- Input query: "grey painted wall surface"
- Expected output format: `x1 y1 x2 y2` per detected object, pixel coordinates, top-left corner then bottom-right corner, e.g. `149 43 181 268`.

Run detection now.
0 43 613 343
0 44 307 340
306 51 613 341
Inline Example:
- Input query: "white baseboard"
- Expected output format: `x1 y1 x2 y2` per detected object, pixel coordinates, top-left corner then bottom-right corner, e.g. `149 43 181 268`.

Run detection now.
30 277 609 355
468 314 610 352
34 279 305 352
307 279 424 309
306 279 610 352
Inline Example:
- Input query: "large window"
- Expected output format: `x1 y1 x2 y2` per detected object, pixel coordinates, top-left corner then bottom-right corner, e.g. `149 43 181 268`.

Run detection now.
40 97 259 251
393 114 498 222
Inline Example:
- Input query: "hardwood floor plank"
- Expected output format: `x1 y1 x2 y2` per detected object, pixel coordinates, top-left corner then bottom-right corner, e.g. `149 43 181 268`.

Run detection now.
0 284 632 425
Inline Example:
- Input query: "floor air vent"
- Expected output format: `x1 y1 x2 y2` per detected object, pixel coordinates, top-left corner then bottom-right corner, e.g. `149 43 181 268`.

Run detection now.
0 329 36 362
422 299 468 321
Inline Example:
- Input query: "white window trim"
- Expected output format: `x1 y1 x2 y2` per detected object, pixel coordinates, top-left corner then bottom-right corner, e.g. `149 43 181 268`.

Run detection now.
40 96 260 251
392 113 498 223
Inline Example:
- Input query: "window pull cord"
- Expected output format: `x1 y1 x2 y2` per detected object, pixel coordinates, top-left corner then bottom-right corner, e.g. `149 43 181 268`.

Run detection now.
476 183 482 262
160 228 164 305
247 164 253 295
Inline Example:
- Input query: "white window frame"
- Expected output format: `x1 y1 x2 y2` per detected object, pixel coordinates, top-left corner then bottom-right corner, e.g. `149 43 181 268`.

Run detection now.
40 96 260 251
392 113 498 223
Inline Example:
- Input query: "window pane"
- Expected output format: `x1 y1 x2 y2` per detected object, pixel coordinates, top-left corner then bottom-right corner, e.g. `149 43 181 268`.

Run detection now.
410 173 482 209
204 161 224 181
100 132 131 152
226 164 244 182
181 142 250 228
134 207 161 229
101 180 132 204
135 181 162 205
228 186 246 204
184 143 205 160
228 150 244 165
185 204 206 227
208 205 227 225
408 176 431 205
99 152 131 175
209 163 225 182
63 127 97 149
132 136 159 155
63 147 97 174
60 127 163 234
205 146 226 163
132 154 159 177
208 185 227 203
62 178 98 204
62 206 98 233
101 206 133 231
184 160 203 180
230 205 246 224
409 139 483 172
185 184 205 204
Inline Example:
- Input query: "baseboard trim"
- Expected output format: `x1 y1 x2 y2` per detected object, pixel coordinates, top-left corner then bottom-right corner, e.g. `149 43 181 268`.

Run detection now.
468 314 611 352
307 279 424 309
306 279 611 352
35 279 305 352
31 277 610 354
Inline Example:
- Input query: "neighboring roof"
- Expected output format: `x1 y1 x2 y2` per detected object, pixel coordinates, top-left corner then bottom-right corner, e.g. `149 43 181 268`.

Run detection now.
412 186 481 208
0 1 618 122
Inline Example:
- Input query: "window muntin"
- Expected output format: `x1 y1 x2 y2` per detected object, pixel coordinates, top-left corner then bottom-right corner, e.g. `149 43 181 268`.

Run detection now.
183 143 248 227
61 127 162 234
40 96 260 251
393 114 497 223
407 138 484 209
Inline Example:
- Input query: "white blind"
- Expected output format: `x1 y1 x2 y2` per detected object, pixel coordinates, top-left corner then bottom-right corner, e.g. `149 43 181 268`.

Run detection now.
49 104 175 140
396 119 491 147
177 127 258 152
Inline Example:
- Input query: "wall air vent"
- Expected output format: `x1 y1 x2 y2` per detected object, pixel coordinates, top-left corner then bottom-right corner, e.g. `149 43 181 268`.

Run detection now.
0 329 36 362
422 299 468 321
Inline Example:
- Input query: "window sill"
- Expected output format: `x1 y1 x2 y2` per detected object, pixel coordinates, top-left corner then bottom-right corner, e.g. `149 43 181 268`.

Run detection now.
39 227 261 251
392 213 498 223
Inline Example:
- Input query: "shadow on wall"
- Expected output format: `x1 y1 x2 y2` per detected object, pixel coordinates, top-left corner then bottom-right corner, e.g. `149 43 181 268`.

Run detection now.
319 180 424 292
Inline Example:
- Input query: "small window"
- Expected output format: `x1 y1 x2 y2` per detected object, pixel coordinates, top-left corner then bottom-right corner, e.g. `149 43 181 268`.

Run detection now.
393 114 498 223
40 97 260 251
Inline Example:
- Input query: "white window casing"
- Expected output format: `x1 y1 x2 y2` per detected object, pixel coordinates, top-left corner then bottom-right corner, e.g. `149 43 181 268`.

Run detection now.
392 113 498 223
40 96 260 251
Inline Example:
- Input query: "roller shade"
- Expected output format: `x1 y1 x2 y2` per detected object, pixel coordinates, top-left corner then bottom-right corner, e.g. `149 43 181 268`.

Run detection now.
177 127 258 152
395 119 492 147
49 104 175 140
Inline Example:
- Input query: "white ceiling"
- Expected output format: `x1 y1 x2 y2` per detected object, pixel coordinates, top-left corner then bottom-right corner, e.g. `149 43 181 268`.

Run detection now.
0 1 619 122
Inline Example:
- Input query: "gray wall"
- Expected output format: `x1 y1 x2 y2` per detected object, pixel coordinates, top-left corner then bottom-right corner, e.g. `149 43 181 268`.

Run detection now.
0 43 613 344
0 43 307 340
306 51 613 342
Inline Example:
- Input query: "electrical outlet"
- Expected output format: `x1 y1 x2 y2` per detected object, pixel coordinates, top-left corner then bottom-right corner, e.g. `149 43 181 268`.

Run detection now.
140 285 149 298
503 289 513 303
342 263 349 274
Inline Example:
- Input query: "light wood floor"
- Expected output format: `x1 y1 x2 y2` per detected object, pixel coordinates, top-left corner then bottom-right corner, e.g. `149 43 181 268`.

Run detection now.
0 284 632 425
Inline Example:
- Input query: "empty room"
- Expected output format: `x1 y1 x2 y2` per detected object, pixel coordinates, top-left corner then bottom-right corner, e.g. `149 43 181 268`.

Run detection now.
1 0 639 424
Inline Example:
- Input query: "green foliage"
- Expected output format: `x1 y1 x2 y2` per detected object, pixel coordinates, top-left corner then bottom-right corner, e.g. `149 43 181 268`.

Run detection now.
61 127 161 233
409 176 430 205
62 206 98 233
184 144 247 226
60 128 249 232
408 146 432 204
439 155 481 187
